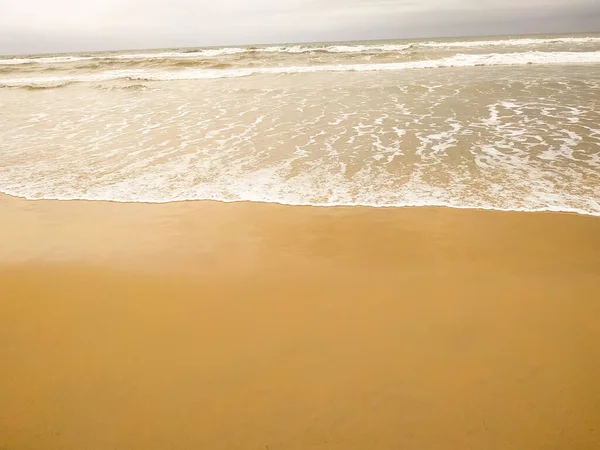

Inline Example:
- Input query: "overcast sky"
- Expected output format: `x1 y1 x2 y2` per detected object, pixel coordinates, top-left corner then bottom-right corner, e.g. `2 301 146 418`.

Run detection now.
0 0 599 54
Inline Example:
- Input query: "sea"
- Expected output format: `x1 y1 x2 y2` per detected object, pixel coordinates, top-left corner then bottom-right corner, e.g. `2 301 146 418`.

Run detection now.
1 33 599 215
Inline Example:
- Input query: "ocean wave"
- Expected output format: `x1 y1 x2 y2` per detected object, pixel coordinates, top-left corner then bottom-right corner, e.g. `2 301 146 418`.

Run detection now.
153 59 234 69
0 66 20 74
94 83 149 92
268 44 414 53
0 45 414 66
2 51 599 88
0 81 75 90
2 36 598 66
421 36 600 48
0 55 98 65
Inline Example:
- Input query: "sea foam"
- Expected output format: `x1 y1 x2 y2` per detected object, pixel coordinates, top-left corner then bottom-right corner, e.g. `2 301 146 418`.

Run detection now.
1 36 598 65
2 51 600 88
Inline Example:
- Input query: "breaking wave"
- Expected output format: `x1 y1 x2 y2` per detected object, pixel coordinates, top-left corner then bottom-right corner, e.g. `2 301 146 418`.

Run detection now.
1 36 598 66
2 51 599 88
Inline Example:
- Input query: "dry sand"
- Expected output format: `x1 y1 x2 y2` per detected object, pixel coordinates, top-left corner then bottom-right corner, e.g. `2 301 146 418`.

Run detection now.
1 193 600 449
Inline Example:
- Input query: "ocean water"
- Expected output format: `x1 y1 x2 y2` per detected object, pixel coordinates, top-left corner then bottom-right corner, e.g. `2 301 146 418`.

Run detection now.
1 34 600 215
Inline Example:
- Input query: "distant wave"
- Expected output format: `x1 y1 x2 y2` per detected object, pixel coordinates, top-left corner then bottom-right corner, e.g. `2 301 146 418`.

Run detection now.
149 60 234 69
0 66 20 74
94 83 149 92
269 44 414 53
2 51 599 88
421 36 600 48
0 45 413 66
6 82 75 90
0 55 97 65
1 36 599 66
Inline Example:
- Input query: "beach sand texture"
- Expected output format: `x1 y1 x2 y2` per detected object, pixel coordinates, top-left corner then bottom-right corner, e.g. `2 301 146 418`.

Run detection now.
1 194 599 449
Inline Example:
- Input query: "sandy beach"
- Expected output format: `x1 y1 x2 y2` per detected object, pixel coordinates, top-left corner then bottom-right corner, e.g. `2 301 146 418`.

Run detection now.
1 193 599 449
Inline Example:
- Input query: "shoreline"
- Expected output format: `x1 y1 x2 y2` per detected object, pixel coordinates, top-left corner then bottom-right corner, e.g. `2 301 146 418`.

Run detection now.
1 191 598 219
3 192 600 272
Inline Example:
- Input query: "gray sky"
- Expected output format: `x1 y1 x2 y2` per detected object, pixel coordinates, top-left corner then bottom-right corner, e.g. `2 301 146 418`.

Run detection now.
0 0 599 54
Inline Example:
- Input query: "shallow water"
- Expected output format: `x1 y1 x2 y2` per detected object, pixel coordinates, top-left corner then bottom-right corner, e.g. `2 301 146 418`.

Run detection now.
1 34 599 215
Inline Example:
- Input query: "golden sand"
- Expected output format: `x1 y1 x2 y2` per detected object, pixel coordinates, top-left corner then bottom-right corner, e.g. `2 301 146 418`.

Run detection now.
1 193 600 449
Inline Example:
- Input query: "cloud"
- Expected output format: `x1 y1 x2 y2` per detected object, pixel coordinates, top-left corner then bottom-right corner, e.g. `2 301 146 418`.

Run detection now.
0 0 598 54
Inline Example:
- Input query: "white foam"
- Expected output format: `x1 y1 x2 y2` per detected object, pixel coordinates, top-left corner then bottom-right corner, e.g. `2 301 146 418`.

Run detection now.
279 44 413 53
2 36 598 66
2 57 599 218
1 139 599 217
112 48 249 60
0 55 97 65
422 36 600 48
0 49 250 66
2 51 600 87
0 187 597 217
0 44 414 66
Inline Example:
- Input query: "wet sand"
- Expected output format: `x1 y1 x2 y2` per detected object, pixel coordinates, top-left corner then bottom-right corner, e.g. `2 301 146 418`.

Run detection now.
1 193 600 449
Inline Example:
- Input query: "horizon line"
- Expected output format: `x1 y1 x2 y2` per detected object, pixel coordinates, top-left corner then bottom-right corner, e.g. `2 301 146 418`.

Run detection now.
1 29 599 57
